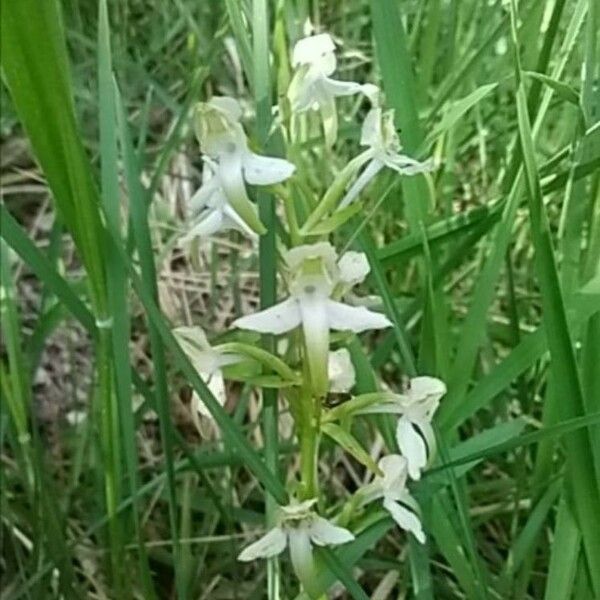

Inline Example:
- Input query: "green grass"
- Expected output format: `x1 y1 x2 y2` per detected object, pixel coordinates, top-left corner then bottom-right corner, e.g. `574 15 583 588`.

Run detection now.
1 0 599 598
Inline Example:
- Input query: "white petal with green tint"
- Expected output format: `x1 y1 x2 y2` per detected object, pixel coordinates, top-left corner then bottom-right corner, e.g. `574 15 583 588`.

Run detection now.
325 300 392 332
243 152 295 185
233 297 302 334
217 152 266 235
237 526 287 561
396 417 428 480
383 497 425 543
308 516 355 546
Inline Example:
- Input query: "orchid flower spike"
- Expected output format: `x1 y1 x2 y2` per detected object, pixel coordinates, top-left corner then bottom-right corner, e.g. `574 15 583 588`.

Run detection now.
238 498 354 592
328 348 356 393
356 376 447 479
339 107 434 209
359 455 425 543
193 96 295 235
288 33 363 147
181 159 258 243
232 243 391 397
173 326 243 429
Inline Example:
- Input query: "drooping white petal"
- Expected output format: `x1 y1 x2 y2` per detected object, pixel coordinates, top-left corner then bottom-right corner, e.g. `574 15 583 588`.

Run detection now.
360 108 383 147
217 153 266 235
189 176 221 215
299 293 331 396
233 297 302 335
242 152 296 185
237 527 288 561
328 348 356 393
338 251 371 287
287 67 319 113
321 77 364 98
222 204 259 239
383 497 426 543
307 516 355 546
361 84 381 106
378 454 409 497
181 209 225 242
338 159 384 209
288 527 317 590
382 153 434 175
325 300 392 332
396 418 428 481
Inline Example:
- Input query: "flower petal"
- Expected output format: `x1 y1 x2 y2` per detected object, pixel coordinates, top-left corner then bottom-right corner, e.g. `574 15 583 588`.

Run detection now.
408 376 447 404
288 527 317 592
325 300 392 332
242 152 296 185
209 96 243 122
292 33 336 68
396 418 428 481
321 77 363 98
328 348 356 393
338 159 384 209
233 297 302 335
383 153 434 175
338 251 371 286
378 454 409 496
299 294 331 397
217 153 266 235
181 209 225 242
189 177 221 215
222 205 259 239
308 516 355 546
237 527 287 561
383 497 426 543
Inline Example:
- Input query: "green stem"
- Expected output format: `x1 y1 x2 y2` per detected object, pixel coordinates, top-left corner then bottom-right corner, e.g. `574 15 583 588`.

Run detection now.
299 387 320 500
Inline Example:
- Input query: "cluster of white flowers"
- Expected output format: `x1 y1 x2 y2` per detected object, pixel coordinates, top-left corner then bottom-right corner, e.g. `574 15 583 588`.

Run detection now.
175 31 442 596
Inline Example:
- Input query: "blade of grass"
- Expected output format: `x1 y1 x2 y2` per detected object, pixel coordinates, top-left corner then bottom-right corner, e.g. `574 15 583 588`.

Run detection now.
510 1 600 592
115 84 186 600
97 2 155 595
252 0 282 597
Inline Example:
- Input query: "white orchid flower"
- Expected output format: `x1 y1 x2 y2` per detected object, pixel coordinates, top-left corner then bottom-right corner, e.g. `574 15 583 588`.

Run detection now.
356 376 447 480
339 107 434 209
181 159 258 242
194 96 295 235
328 348 356 393
173 326 243 426
232 243 391 396
288 33 363 147
238 498 354 588
358 455 425 543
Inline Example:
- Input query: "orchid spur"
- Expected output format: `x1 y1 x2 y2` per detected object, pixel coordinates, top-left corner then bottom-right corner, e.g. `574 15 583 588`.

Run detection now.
288 33 364 147
232 242 391 397
238 498 354 595
193 96 295 236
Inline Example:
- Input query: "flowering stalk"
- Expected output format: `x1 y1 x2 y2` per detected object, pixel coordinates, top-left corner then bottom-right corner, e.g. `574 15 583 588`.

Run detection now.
175 29 445 598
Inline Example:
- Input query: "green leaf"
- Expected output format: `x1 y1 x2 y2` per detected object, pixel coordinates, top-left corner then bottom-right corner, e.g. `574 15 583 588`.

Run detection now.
523 71 580 105
322 422 382 475
425 83 499 147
